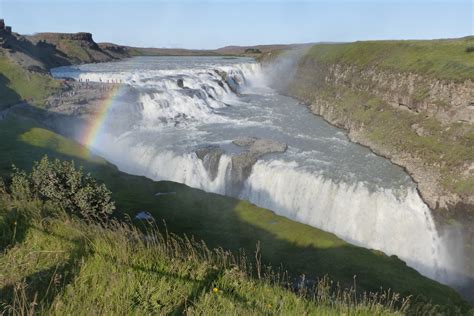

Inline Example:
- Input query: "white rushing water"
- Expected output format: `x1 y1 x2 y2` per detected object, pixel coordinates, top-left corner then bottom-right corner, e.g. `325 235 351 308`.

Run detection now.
52 56 465 287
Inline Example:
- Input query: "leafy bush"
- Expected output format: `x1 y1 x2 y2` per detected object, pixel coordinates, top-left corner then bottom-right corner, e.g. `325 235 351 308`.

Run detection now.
11 156 115 221
0 177 6 195
465 46 474 53
10 167 32 201
245 48 262 54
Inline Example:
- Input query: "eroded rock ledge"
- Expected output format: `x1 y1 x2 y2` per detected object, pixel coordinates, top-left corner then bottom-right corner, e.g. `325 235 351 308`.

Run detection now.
195 137 287 196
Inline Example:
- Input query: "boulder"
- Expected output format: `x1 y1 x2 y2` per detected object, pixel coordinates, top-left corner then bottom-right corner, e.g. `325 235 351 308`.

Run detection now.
135 211 154 221
195 138 287 196
232 136 258 147
195 145 225 181
249 138 287 155
228 137 287 196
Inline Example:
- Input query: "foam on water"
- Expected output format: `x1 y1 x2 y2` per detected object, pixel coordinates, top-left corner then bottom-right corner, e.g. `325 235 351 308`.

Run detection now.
242 160 453 282
53 60 263 127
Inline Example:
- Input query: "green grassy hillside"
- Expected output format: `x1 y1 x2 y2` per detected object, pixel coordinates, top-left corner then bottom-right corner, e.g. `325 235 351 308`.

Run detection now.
0 55 59 110
305 37 474 81
26 33 117 65
0 115 469 314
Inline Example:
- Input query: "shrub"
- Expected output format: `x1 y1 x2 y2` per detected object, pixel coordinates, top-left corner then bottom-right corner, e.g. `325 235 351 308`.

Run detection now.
0 177 6 195
10 167 32 201
465 46 474 53
11 156 115 221
245 48 262 54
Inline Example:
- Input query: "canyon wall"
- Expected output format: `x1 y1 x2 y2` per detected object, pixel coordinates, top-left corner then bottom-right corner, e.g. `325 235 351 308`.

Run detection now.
263 42 474 295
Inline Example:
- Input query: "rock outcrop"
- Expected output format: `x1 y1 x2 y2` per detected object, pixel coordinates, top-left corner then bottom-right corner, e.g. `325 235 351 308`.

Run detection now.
195 137 287 196
324 63 474 124
195 145 225 181
229 137 287 195
26 32 119 66
214 69 240 95
32 32 95 42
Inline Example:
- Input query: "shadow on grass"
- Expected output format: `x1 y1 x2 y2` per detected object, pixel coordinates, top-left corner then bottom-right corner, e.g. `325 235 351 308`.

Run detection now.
0 208 31 252
98 251 264 315
0 74 22 111
0 226 87 314
2 32 71 69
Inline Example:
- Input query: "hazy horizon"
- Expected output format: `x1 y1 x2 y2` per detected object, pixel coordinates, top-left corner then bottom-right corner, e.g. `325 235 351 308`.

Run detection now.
1 0 472 49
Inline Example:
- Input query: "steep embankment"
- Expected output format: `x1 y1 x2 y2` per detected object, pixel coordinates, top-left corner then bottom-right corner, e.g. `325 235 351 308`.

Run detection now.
269 37 474 287
0 205 411 315
26 32 126 66
0 30 129 110
0 55 59 109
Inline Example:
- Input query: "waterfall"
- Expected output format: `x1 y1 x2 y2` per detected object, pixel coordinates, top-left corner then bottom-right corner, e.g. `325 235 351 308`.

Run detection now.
242 160 454 282
94 131 459 285
52 56 465 289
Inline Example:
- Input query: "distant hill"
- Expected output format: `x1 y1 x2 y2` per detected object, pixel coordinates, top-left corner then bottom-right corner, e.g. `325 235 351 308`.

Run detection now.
216 43 312 55
25 32 125 67
114 45 221 57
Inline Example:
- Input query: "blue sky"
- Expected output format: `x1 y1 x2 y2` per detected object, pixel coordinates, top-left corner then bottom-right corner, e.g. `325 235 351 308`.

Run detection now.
0 0 472 49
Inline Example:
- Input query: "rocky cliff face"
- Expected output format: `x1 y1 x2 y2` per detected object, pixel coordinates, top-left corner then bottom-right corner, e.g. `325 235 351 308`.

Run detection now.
26 32 120 66
98 43 132 59
285 56 473 212
0 31 122 74
0 30 130 111
324 63 474 124
31 32 95 42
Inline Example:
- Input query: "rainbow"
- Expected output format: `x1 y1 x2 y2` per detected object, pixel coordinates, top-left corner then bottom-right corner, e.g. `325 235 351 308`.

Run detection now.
80 83 123 149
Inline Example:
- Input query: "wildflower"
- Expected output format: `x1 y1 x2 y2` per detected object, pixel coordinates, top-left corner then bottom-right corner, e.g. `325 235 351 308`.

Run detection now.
267 304 272 309
213 287 219 293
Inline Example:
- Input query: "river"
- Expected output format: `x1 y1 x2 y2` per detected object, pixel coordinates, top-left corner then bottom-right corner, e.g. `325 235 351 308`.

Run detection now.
51 56 463 288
